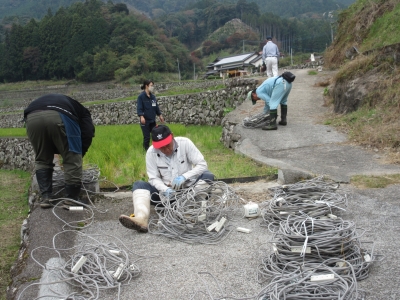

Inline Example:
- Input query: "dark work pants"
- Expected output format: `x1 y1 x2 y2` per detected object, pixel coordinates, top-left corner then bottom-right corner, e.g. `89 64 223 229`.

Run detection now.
140 121 156 151
26 110 82 185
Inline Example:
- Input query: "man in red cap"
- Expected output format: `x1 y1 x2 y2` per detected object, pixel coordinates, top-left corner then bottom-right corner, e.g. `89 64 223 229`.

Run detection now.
119 125 214 233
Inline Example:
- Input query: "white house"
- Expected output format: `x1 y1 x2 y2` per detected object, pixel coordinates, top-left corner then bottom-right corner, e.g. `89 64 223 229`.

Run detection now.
204 52 262 79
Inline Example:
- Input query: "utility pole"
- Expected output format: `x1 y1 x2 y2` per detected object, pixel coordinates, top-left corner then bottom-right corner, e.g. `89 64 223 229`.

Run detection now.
290 48 293 66
243 40 245 53
193 63 195 81
177 58 181 82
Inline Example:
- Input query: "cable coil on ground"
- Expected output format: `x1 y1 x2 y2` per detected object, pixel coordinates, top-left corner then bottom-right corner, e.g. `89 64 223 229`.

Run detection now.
242 112 270 128
148 181 245 244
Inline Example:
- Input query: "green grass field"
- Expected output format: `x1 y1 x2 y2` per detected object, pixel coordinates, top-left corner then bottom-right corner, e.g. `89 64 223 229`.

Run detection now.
0 124 277 187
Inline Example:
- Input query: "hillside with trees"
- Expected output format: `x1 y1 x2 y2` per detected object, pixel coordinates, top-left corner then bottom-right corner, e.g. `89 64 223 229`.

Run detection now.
324 0 400 160
0 0 356 22
0 0 194 83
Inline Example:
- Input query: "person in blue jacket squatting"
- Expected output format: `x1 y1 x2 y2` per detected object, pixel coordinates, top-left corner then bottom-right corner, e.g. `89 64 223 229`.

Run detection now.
119 124 215 233
246 71 296 130
137 79 165 151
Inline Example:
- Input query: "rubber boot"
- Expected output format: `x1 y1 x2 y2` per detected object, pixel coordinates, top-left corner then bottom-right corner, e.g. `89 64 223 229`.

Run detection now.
279 105 287 125
63 184 83 206
262 110 278 130
193 180 209 201
119 189 151 233
36 168 53 208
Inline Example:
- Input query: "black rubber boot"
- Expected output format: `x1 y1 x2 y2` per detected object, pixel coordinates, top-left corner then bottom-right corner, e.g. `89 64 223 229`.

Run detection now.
36 168 53 208
64 184 84 206
262 110 278 130
279 105 287 125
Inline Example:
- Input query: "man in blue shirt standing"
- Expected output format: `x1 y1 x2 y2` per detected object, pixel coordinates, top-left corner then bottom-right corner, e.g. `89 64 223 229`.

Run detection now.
262 36 280 78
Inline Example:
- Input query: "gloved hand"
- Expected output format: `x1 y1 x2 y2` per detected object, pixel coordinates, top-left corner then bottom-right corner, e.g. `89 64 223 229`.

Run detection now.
171 175 186 190
162 188 175 198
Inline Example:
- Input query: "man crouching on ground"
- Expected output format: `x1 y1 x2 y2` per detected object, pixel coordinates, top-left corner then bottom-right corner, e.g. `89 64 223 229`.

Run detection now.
119 125 215 233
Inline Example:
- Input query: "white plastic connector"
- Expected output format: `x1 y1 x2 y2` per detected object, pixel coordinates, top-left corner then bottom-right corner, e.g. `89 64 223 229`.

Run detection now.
272 243 278 253
215 217 227 232
129 264 135 271
364 254 371 262
279 211 289 215
113 263 124 280
198 214 206 221
69 206 84 211
207 221 219 232
310 274 335 282
327 214 337 219
109 250 121 256
336 262 346 268
236 227 251 233
71 256 87 273
291 246 311 254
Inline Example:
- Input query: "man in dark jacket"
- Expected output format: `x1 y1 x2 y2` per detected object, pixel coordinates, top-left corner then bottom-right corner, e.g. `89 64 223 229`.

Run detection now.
24 94 95 208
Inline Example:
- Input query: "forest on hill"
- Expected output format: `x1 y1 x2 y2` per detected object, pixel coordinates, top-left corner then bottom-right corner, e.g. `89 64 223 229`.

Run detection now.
0 0 356 21
0 0 353 83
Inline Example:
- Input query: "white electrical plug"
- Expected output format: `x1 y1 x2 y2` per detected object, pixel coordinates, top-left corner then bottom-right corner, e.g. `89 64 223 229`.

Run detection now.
215 217 226 232
113 263 125 280
71 256 87 273
69 206 84 211
109 250 121 256
310 274 334 282
236 227 251 233
290 246 311 254
207 221 219 232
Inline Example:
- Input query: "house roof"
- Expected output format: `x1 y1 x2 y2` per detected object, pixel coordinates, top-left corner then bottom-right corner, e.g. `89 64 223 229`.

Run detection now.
213 52 257 67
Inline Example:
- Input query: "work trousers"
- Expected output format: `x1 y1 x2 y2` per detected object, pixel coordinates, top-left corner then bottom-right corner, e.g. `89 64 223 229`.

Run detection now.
26 110 82 185
140 121 156 151
266 57 279 77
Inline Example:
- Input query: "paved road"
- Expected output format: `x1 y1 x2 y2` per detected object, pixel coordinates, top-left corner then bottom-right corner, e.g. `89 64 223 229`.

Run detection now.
9 69 400 300
230 69 400 182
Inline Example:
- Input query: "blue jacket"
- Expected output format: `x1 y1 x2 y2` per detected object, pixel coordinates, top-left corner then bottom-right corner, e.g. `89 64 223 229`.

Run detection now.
137 91 161 123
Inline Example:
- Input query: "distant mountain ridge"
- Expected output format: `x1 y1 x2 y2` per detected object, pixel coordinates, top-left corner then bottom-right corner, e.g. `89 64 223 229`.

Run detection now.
0 0 356 21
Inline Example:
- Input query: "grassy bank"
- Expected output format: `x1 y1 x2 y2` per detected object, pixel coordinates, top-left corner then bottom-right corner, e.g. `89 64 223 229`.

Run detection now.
0 124 277 187
0 170 31 299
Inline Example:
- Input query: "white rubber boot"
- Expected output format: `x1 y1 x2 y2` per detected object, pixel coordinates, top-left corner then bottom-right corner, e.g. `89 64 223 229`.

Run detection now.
119 189 150 233
193 180 209 201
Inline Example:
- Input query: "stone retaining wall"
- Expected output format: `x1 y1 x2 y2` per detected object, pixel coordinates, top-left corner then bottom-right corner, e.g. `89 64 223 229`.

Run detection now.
0 138 34 171
0 78 257 170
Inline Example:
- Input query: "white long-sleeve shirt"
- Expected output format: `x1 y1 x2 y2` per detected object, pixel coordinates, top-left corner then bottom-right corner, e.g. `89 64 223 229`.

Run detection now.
146 137 208 192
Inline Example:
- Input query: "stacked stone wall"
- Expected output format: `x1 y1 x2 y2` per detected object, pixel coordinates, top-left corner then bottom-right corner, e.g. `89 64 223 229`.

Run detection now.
0 78 257 170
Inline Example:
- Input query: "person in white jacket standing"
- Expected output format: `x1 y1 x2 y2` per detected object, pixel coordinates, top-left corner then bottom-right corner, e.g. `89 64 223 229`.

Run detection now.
119 125 215 233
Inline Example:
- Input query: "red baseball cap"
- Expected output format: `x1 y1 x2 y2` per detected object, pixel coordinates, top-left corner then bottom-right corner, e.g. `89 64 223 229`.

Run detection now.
151 125 173 148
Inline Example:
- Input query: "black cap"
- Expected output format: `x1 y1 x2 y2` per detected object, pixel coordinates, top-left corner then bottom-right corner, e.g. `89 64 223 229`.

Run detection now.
151 125 173 148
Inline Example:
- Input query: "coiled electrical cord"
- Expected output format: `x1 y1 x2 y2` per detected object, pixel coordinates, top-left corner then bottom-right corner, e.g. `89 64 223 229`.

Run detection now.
148 181 245 244
258 217 374 282
19 231 145 300
262 176 347 230
257 259 359 300
242 112 270 128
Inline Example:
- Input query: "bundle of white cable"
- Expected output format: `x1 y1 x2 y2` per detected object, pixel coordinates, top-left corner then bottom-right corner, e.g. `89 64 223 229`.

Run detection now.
242 112 270 128
257 259 359 300
262 176 347 230
22 231 142 300
148 181 245 244
258 216 375 282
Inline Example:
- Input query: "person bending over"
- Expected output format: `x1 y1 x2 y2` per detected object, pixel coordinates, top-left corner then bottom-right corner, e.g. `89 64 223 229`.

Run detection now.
247 71 295 130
